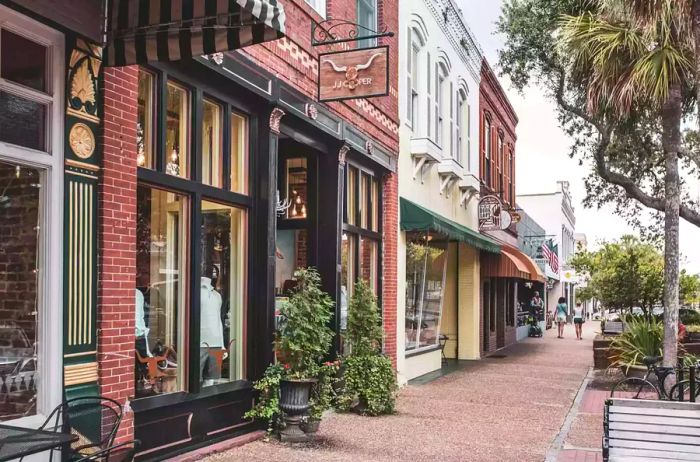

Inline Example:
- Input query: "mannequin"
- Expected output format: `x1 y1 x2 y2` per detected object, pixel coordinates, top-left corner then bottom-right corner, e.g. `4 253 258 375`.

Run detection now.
135 288 151 357
200 276 224 386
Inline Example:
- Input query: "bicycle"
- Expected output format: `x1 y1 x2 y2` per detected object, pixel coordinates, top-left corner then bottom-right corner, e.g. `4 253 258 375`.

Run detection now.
667 361 700 402
610 356 676 400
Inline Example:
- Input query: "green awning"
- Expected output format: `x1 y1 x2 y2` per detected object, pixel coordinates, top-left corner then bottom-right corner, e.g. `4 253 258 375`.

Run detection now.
400 197 501 254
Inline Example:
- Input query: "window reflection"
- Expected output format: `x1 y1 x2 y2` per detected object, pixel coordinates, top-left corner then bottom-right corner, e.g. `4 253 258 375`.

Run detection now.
0 91 46 152
284 158 308 220
200 201 246 385
137 70 155 169
405 233 447 351
202 100 223 187
231 113 248 194
165 82 189 178
1 30 47 92
359 236 378 293
135 186 188 397
0 161 40 421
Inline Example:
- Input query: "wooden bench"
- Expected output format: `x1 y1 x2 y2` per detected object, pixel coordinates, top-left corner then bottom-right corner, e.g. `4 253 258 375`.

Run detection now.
603 398 700 461
603 321 624 335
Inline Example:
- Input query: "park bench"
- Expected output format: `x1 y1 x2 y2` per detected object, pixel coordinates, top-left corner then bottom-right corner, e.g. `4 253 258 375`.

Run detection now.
603 321 624 335
603 398 700 461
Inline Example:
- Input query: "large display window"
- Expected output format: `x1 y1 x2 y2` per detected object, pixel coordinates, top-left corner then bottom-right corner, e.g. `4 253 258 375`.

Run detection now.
134 67 250 399
0 5 64 425
405 232 448 352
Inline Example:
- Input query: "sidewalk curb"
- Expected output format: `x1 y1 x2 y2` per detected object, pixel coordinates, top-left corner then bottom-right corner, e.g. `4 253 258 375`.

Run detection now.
545 367 594 462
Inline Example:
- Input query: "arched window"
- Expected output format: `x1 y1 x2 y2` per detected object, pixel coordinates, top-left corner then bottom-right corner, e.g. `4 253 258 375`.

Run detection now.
435 56 450 148
406 26 425 130
456 84 468 166
483 114 492 187
498 132 504 195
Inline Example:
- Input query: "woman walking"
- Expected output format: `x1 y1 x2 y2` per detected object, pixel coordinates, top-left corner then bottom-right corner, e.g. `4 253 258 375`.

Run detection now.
573 302 584 340
555 297 568 339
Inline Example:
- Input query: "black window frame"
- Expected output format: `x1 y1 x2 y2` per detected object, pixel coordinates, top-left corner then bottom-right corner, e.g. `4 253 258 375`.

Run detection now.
135 64 257 403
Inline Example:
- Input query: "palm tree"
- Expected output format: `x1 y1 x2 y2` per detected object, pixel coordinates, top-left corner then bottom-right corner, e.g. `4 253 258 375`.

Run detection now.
559 0 693 367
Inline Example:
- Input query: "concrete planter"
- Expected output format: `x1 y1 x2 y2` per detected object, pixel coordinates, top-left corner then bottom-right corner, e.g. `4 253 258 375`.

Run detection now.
620 364 648 379
279 379 315 443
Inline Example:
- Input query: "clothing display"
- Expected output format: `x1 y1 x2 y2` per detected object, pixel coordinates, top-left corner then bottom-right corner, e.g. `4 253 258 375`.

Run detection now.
135 288 151 357
200 277 224 348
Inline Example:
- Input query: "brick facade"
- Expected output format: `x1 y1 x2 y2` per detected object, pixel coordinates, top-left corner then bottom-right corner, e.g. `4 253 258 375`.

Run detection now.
98 66 139 444
382 171 398 366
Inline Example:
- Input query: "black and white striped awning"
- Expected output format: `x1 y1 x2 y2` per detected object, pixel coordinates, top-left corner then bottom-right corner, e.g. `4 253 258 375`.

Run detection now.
106 0 286 67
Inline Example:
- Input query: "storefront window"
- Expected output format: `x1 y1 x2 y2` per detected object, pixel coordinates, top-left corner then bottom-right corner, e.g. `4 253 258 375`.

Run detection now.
0 91 46 151
135 185 188 398
284 157 308 220
0 160 40 421
137 70 155 169
165 81 189 178
340 232 357 333
405 233 448 351
275 229 308 295
202 99 223 187
360 236 378 293
200 201 246 385
231 112 247 194
347 167 357 226
371 178 379 232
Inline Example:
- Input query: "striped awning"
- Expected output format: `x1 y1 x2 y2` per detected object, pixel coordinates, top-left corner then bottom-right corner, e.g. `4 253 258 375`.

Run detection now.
106 0 286 67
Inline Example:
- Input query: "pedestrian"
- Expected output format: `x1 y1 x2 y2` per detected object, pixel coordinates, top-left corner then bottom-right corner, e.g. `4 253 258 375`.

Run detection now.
573 302 584 340
555 297 568 339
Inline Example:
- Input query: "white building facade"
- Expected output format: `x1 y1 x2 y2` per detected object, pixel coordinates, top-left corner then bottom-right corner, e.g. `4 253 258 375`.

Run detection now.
396 0 497 383
517 181 577 315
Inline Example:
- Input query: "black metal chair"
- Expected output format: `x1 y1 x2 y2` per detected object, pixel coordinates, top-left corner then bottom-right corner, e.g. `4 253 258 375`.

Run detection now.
74 440 139 462
22 396 123 462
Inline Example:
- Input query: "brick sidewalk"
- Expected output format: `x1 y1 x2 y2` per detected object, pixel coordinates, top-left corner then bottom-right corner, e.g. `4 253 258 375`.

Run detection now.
203 323 596 462
557 449 603 462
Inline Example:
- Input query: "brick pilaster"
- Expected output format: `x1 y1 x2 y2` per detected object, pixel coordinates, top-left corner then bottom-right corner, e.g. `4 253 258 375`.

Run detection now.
98 66 139 444
382 171 398 367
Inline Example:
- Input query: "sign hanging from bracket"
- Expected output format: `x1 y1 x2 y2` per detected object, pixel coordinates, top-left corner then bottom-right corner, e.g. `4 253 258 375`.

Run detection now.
311 19 394 46
318 46 389 102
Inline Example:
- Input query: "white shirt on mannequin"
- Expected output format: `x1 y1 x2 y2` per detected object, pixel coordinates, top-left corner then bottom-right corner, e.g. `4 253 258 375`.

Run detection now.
200 277 224 348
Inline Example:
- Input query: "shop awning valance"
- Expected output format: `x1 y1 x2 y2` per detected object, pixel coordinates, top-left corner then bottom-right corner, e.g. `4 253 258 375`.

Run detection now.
400 198 501 254
106 0 286 67
481 245 547 282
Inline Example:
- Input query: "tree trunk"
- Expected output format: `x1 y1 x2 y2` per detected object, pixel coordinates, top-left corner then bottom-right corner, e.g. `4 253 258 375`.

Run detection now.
661 82 682 369
694 1 700 130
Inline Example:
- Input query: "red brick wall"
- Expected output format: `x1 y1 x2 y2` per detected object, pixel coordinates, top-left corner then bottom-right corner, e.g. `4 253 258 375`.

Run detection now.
239 0 399 154
98 65 139 444
382 171 397 366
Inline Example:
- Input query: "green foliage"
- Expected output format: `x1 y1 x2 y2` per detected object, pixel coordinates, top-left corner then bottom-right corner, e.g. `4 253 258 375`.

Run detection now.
680 271 700 307
609 317 663 369
276 267 334 379
337 279 396 416
337 354 396 416
346 279 383 356
680 309 700 325
244 363 284 434
570 235 663 312
685 325 700 333
308 361 340 420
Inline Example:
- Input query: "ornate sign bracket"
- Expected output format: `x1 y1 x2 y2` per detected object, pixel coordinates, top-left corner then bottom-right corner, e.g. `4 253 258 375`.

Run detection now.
312 19 394 46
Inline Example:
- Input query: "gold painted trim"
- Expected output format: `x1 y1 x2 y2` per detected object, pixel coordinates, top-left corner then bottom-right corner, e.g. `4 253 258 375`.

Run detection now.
66 170 98 180
64 362 98 386
66 158 99 172
67 107 100 124
64 351 97 358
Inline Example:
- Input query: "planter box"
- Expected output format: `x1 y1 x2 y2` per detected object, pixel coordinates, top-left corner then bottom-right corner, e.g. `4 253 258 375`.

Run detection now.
593 335 614 369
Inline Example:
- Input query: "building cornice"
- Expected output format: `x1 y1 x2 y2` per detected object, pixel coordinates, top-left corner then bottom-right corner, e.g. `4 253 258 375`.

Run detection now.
480 60 518 127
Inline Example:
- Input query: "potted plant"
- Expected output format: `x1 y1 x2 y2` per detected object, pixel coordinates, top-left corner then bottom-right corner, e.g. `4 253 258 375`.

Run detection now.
609 316 663 378
686 325 700 343
274 267 334 442
301 360 340 434
336 280 397 415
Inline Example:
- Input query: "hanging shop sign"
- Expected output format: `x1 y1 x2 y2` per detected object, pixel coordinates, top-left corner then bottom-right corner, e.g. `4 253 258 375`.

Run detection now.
478 195 513 231
318 46 390 102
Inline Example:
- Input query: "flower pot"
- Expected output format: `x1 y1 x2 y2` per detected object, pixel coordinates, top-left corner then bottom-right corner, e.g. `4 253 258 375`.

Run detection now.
279 379 315 443
301 418 320 434
620 364 648 379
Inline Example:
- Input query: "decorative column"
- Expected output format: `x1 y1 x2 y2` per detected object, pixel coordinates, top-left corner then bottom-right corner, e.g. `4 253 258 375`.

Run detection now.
62 38 102 398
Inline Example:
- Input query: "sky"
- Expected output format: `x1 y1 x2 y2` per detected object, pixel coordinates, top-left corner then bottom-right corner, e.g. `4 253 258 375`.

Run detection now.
459 0 700 273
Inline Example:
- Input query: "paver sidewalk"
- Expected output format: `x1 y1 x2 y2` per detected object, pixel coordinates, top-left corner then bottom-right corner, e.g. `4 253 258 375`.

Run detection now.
204 323 597 462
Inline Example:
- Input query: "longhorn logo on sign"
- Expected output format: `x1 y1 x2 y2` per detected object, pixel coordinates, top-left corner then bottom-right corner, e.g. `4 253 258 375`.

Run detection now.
318 46 389 102
478 195 511 231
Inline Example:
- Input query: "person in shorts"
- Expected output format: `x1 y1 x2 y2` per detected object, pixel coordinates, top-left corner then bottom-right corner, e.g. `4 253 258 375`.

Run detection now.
573 302 585 340
555 297 568 339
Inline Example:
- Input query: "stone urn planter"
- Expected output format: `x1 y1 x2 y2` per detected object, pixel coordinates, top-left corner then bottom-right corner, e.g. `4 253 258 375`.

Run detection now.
279 378 316 442
300 417 320 434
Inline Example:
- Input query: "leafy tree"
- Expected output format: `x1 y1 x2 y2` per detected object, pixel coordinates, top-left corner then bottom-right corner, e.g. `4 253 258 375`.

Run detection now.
680 270 700 307
346 279 383 356
570 236 664 313
498 0 700 367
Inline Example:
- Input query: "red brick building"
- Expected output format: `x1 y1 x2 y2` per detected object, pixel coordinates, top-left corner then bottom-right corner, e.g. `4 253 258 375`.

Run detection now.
99 0 399 459
477 59 531 355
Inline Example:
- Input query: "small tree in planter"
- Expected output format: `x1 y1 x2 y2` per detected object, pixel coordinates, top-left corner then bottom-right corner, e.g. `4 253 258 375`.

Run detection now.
247 267 334 442
337 279 397 416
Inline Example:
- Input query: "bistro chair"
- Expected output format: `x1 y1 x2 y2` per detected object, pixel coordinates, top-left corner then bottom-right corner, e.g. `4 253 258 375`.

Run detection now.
21 396 123 462
74 440 140 462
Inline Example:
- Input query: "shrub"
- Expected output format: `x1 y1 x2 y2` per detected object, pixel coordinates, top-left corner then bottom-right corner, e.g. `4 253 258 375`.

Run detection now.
244 363 284 434
275 267 334 379
337 279 396 416
609 317 663 370
308 360 340 420
337 354 396 416
680 309 700 325
686 324 700 333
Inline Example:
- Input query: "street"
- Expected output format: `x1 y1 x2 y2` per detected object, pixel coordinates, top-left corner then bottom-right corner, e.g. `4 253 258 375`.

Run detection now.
204 322 600 462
